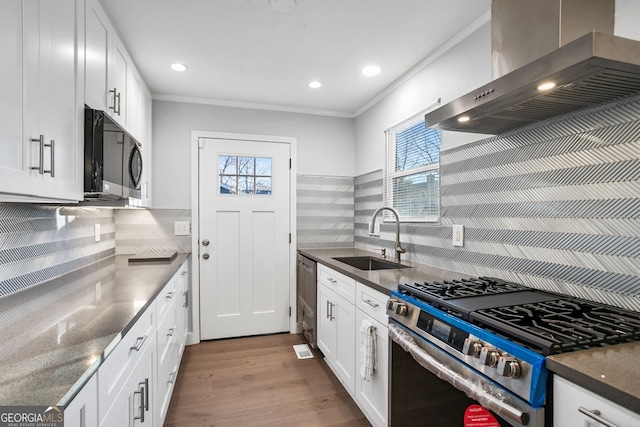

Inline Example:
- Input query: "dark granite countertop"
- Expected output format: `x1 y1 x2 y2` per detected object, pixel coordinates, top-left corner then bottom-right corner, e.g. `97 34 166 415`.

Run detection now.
0 253 190 407
301 247 640 416
547 342 640 414
298 247 465 296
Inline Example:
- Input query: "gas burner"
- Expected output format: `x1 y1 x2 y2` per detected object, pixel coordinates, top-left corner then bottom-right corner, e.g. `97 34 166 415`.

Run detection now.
472 299 640 355
399 276 526 302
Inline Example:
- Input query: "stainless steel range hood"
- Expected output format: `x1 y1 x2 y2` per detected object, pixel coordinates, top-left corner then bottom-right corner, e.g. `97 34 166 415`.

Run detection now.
425 0 640 134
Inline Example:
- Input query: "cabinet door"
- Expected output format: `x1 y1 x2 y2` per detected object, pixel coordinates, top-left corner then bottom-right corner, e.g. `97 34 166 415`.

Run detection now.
156 305 177 426
65 374 98 427
2 0 82 201
100 335 155 427
85 0 110 111
355 310 388 427
110 35 128 127
553 375 640 427
317 283 336 361
333 295 356 395
0 0 24 188
139 86 153 207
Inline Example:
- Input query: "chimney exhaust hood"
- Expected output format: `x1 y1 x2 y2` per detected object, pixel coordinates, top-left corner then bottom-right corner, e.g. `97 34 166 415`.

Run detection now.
425 0 640 134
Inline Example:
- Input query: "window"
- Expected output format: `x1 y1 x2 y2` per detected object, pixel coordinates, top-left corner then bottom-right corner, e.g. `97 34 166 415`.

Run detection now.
219 155 272 195
384 110 441 222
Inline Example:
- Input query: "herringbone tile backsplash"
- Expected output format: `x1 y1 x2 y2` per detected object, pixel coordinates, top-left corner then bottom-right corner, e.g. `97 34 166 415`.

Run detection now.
356 93 640 311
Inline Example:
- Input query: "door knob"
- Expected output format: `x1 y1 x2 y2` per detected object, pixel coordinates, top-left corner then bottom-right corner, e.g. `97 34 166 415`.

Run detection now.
202 239 210 246
202 253 210 260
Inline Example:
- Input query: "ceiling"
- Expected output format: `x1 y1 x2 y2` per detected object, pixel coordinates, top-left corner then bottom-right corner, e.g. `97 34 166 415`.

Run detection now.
99 0 491 117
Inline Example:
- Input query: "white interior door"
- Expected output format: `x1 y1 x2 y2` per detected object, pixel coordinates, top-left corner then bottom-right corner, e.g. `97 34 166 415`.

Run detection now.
199 137 291 340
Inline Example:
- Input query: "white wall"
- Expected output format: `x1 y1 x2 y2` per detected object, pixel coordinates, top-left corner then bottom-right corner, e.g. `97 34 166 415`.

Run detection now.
152 101 355 208
354 23 491 176
354 0 640 177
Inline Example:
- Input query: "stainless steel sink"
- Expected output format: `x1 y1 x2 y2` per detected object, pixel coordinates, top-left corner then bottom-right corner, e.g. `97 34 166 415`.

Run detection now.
332 256 411 271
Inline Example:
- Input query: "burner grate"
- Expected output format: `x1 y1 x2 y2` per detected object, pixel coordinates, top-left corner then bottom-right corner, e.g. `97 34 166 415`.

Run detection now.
472 299 640 355
399 277 526 302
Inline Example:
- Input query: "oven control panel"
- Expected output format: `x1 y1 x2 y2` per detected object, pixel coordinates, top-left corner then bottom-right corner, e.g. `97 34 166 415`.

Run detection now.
416 309 468 352
387 296 542 405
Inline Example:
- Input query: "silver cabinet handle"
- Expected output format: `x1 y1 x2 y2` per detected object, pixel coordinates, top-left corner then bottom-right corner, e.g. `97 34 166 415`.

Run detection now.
183 290 189 308
109 88 117 112
109 88 121 115
48 139 54 177
30 136 55 177
327 277 337 284
133 377 149 423
578 407 619 427
364 299 379 308
329 302 335 321
165 291 175 299
31 134 45 174
168 371 176 384
202 239 210 246
326 300 331 319
167 327 175 337
202 253 210 260
130 335 147 352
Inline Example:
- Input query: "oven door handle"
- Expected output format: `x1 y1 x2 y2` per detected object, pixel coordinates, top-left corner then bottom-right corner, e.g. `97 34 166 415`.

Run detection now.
389 323 530 426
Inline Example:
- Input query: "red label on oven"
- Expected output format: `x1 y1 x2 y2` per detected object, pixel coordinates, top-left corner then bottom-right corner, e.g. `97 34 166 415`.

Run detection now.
464 404 501 427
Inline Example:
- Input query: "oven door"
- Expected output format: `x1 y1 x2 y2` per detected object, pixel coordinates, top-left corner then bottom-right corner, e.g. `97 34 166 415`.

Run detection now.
389 321 544 427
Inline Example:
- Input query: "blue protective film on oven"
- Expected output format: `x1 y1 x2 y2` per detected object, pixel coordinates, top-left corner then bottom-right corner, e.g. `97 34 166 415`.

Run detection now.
392 290 548 407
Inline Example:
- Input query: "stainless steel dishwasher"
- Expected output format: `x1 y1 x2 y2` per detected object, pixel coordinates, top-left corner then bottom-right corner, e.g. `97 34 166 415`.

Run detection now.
296 254 317 348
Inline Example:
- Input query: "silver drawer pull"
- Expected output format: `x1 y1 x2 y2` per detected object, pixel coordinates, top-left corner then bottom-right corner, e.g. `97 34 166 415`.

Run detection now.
165 291 175 299
363 299 379 308
168 371 176 384
327 278 337 284
167 327 175 337
130 335 147 352
578 407 619 427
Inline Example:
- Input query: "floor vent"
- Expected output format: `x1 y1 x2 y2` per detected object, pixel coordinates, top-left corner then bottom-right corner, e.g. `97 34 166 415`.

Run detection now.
293 344 314 359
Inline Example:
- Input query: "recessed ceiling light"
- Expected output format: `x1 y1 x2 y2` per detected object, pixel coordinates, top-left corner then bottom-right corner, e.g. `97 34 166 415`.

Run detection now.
457 115 470 123
308 81 322 89
270 0 296 13
537 82 556 91
361 65 381 77
171 63 188 72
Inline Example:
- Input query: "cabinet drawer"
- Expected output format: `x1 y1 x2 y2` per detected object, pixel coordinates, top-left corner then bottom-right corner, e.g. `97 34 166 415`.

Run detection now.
553 375 640 427
156 276 177 321
157 300 177 367
318 264 355 304
98 305 154 419
355 282 389 326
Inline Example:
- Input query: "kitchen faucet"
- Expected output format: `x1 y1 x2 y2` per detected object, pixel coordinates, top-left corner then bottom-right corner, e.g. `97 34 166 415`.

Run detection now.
368 207 406 263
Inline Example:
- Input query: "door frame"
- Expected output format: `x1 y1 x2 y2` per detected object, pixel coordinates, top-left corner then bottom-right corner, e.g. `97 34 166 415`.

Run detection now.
190 130 297 344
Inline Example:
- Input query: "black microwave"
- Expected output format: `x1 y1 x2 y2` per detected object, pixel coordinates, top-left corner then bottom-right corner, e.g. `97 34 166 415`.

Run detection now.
84 107 143 200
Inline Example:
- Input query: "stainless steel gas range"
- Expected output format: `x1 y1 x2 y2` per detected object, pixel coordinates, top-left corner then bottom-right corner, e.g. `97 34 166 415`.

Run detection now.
387 277 640 427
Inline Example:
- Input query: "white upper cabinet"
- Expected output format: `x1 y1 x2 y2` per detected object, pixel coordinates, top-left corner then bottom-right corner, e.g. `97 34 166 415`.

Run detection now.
84 0 109 112
110 34 128 127
0 0 83 202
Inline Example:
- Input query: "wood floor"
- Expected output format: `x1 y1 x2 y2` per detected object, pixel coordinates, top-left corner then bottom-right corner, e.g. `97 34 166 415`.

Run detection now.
164 333 370 427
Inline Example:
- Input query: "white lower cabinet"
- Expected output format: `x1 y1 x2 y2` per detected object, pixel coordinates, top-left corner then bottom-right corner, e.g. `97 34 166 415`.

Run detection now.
100 333 156 427
553 375 640 427
156 291 178 425
318 282 356 394
355 303 388 427
64 374 98 427
317 265 389 427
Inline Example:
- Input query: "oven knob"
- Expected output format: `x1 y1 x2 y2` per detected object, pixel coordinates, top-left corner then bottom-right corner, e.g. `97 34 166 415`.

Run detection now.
462 339 483 357
479 347 501 367
395 303 408 316
386 299 398 311
497 357 521 379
